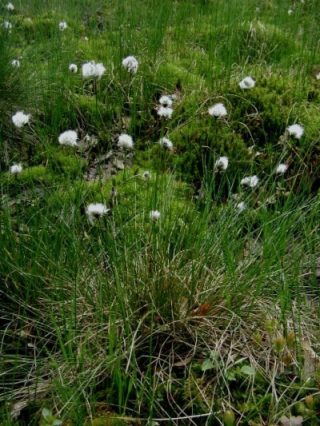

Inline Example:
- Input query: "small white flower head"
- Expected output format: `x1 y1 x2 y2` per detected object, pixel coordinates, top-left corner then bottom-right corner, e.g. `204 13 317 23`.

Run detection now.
214 156 229 171
288 8 294 15
208 103 227 118
58 130 78 147
95 62 106 78
150 210 161 221
68 63 78 73
6 3 14 11
275 163 288 175
287 124 304 139
81 61 105 79
59 21 68 31
241 175 259 188
122 56 139 74
159 137 173 150
159 95 173 108
86 203 109 224
316 72 320 80
11 59 20 68
118 133 134 149
143 171 151 180
157 106 173 119
280 415 303 426
10 163 22 174
236 201 246 213
12 111 30 128
239 76 256 89
3 20 12 30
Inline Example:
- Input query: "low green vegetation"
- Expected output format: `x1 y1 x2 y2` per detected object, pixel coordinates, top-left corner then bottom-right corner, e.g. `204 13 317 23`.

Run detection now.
1 0 320 425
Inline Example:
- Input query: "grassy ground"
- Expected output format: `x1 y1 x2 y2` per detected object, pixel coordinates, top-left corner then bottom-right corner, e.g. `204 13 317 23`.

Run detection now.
1 0 320 425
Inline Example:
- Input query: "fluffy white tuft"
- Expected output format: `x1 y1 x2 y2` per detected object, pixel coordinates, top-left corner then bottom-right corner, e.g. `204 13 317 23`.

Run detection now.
275 163 288 174
69 63 78 73
241 175 259 188
159 95 173 107
159 137 173 150
239 76 256 89
208 103 227 118
10 163 23 174
236 201 246 213
143 171 151 180
287 124 304 139
11 59 20 68
122 56 139 74
3 20 12 30
58 130 78 147
118 134 134 149
12 111 30 128
6 2 14 11
81 61 105 79
59 21 68 31
150 210 161 221
86 203 109 224
157 106 173 119
214 156 229 171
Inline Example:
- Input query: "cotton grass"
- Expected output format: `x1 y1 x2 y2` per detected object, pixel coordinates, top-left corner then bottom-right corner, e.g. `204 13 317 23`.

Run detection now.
9 163 23 174
150 210 161 221
118 134 134 149
157 106 173 119
287 124 304 139
82 61 106 79
11 59 20 68
59 21 68 31
122 56 139 74
86 203 109 224
214 156 229 171
6 2 14 11
239 76 256 89
241 175 259 188
12 111 30 128
69 64 78 73
58 130 78 147
275 163 288 175
208 103 227 118
159 137 173 150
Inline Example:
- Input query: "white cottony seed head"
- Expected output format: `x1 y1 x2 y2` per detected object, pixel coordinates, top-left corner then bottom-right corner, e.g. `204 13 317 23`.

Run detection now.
241 175 259 188
150 210 161 221
58 130 78 147
10 163 23 174
239 76 256 89
118 134 134 149
122 56 139 74
69 63 78 73
275 163 288 174
12 111 30 128
86 203 109 224
214 156 229 171
287 124 304 139
208 103 227 118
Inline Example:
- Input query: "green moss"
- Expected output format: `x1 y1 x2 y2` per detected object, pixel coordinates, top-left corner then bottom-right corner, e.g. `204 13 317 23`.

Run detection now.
47 148 87 177
196 21 300 66
0 165 53 186
156 63 206 91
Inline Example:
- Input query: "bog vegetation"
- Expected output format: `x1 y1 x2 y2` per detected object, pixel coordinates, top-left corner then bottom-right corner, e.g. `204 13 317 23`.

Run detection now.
1 0 320 425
